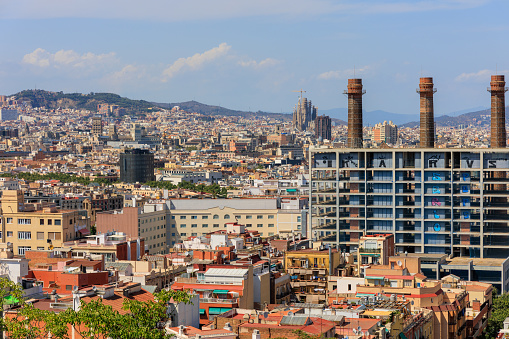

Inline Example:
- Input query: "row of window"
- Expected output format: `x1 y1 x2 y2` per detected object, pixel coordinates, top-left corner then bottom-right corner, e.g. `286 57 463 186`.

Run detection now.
148 242 165 249
172 232 275 238
139 225 166 233
139 216 166 224
178 223 275 228
13 231 62 240
4 218 62 225
175 214 275 220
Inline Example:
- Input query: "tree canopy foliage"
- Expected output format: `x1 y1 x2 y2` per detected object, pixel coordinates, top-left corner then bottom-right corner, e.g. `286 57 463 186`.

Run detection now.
144 181 228 198
482 290 508 338
1 277 192 339
0 172 110 186
14 90 156 113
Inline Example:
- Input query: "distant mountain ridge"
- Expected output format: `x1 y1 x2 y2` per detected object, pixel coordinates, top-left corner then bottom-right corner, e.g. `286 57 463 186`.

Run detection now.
12 89 494 128
400 107 500 128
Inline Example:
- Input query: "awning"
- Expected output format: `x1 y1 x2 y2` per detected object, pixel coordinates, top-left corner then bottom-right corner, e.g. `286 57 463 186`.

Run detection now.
212 289 229 294
399 332 408 339
4 295 19 305
208 307 231 315
199 309 205 315
79 229 91 235
365 276 384 280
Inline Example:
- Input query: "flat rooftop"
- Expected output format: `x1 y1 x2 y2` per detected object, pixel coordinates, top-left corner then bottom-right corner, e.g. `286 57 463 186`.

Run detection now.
446 257 507 267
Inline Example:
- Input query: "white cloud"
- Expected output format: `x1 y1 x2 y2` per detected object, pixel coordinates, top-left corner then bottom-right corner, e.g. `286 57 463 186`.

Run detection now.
162 43 232 81
109 64 142 81
238 58 282 69
318 65 371 80
22 48 116 69
455 69 509 82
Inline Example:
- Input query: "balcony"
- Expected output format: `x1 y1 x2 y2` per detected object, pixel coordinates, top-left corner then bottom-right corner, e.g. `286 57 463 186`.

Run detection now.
358 247 381 253
200 297 238 305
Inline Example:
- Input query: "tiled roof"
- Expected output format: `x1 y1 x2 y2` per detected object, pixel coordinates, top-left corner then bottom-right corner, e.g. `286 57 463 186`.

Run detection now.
80 289 154 314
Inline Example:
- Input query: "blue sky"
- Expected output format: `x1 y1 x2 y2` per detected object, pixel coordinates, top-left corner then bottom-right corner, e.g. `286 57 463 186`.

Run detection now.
0 0 508 116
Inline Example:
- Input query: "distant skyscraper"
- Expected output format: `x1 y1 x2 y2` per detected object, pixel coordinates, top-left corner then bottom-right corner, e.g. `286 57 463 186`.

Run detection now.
315 115 332 140
108 123 118 140
91 116 102 135
119 149 155 183
373 120 398 144
292 97 316 131
131 123 142 141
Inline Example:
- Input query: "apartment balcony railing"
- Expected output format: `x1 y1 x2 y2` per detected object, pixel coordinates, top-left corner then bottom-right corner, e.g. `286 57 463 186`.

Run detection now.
358 248 381 253
200 298 238 304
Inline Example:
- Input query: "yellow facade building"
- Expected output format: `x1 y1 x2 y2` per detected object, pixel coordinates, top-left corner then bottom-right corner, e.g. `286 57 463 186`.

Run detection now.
1 190 89 255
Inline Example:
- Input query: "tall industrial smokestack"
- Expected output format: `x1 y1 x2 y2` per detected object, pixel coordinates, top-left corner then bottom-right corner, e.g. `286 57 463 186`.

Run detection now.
345 79 365 148
417 77 436 148
489 75 507 148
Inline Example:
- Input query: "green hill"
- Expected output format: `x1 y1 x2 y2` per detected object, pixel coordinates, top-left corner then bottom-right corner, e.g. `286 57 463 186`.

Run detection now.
13 90 156 113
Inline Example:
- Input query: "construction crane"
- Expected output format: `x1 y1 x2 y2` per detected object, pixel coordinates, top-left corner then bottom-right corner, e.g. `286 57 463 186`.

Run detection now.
292 89 306 102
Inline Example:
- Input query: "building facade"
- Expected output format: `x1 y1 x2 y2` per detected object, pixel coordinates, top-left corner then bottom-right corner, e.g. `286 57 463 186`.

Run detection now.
0 190 89 256
372 120 398 144
91 116 102 135
166 199 305 246
310 148 509 261
315 115 332 141
119 148 155 183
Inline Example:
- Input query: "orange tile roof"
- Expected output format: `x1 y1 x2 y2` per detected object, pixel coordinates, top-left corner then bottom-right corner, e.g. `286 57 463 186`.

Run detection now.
79 289 154 314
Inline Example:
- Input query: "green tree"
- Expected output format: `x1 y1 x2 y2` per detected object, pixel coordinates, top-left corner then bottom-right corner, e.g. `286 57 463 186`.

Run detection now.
0 277 25 337
482 290 506 338
61 288 192 339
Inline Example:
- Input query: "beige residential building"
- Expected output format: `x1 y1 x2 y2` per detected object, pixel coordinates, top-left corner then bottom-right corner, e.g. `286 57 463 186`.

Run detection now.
0 190 89 256
167 198 306 246
96 203 168 255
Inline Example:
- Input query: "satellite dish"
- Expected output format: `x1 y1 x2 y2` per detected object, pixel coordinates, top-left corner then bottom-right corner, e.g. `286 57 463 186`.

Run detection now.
353 329 358 335
357 326 362 332
397 260 402 266
288 311 294 316
263 312 268 319
411 300 414 305
184 251 189 256
365 331 369 337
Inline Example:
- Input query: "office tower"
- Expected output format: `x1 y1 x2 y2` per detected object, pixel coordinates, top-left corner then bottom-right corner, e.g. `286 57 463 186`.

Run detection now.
373 120 398 145
92 116 103 135
119 149 155 183
292 97 316 131
315 115 332 140
418 77 436 148
345 79 365 148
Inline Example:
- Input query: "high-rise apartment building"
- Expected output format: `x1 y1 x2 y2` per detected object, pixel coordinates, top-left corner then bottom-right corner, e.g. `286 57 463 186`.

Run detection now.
315 115 332 141
119 148 155 183
310 148 509 259
292 97 316 131
91 116 102 136
308 75 509 293
373 120 398 144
